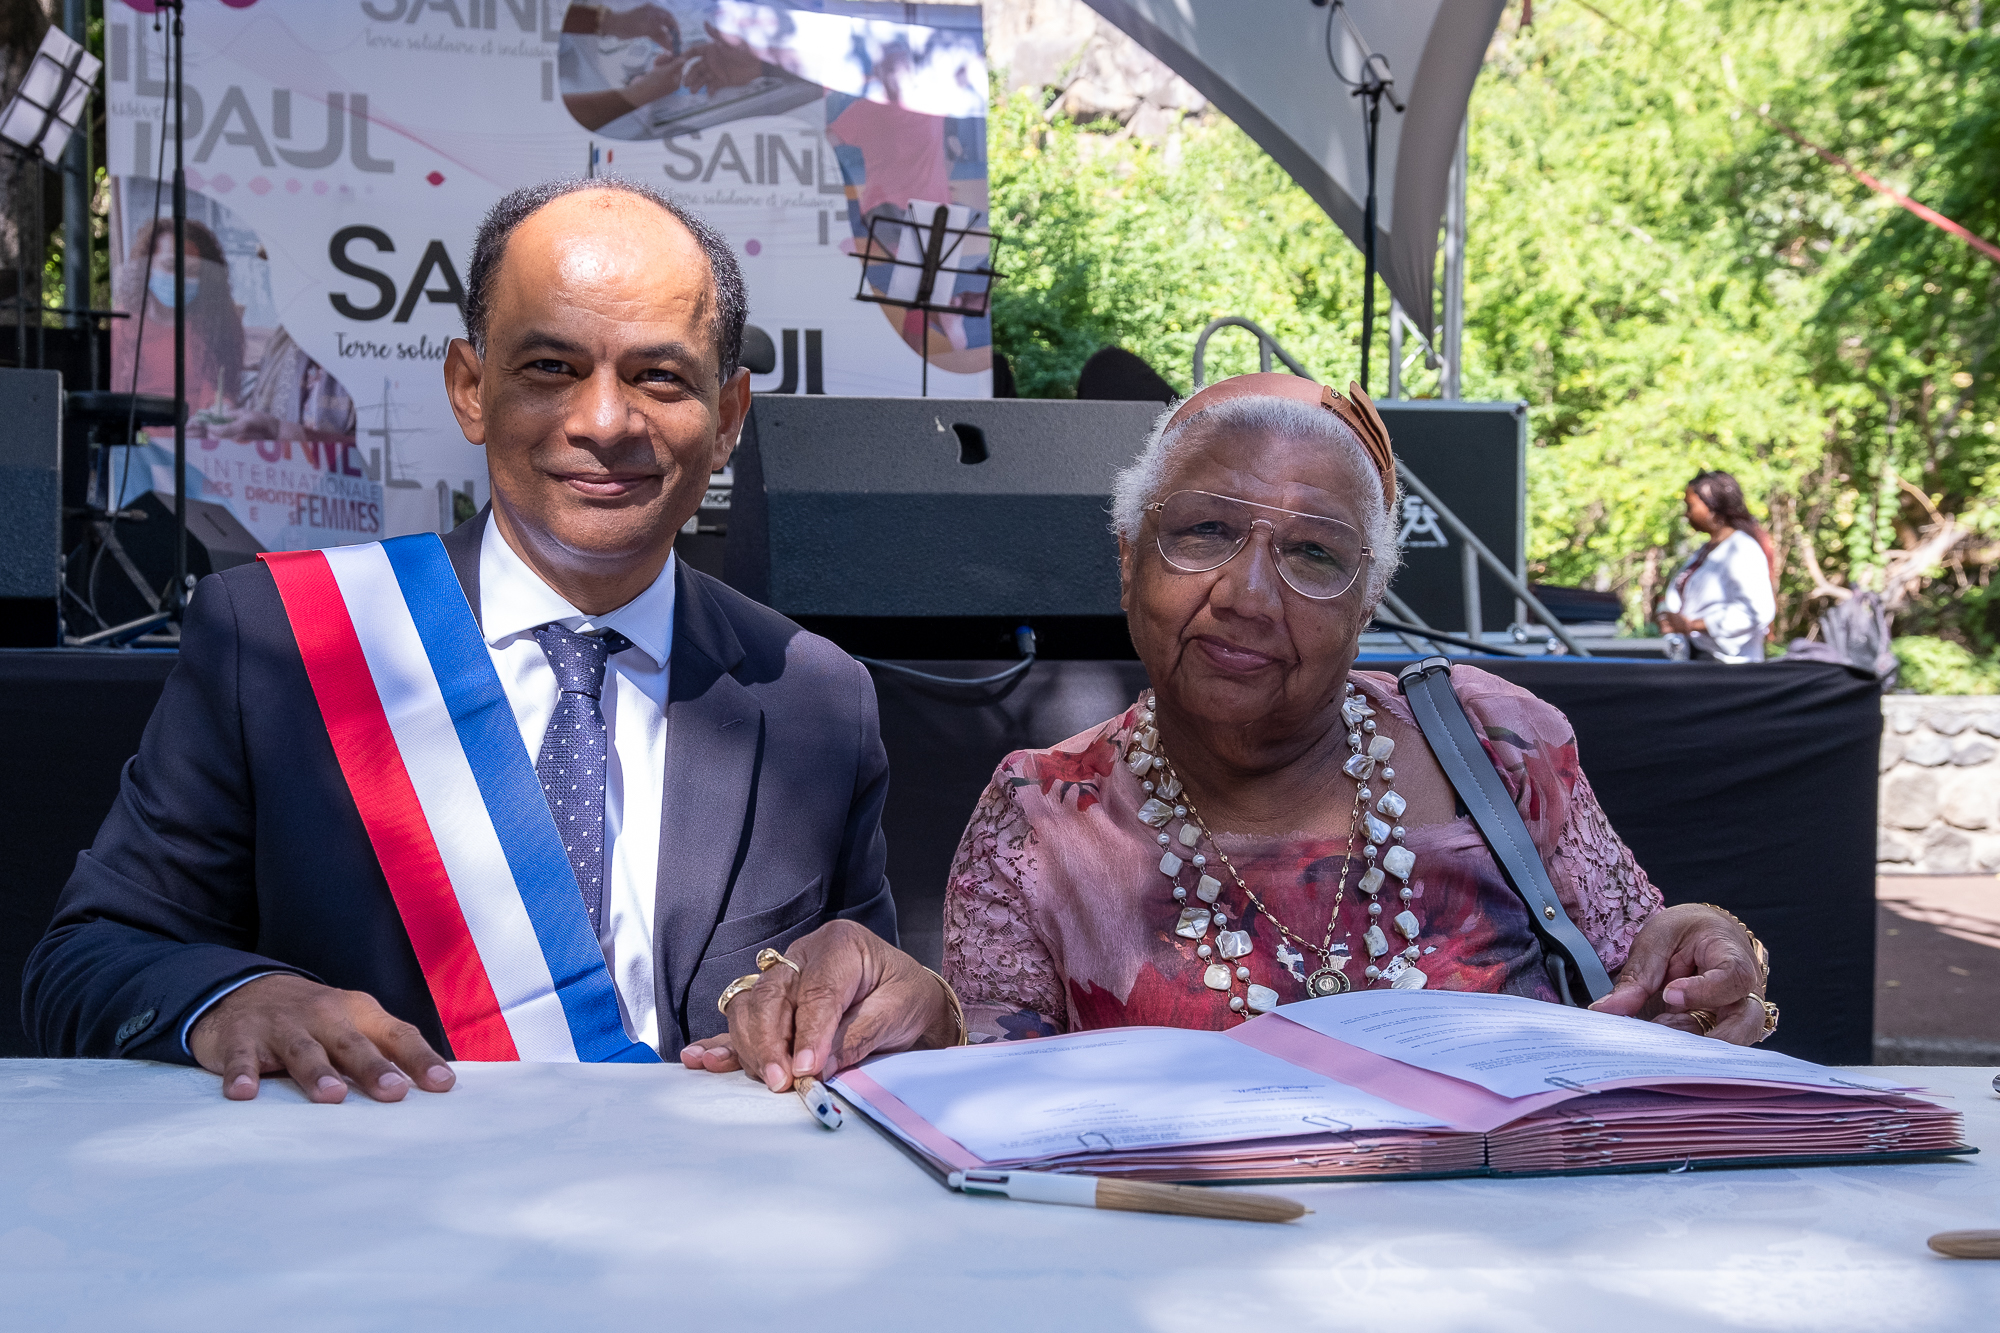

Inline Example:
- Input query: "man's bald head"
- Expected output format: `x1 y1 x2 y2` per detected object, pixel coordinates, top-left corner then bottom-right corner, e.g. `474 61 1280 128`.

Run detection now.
463 177 746 377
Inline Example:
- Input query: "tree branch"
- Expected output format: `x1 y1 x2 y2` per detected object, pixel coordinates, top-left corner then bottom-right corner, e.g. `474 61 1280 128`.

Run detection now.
1794 525 1852 602
1881 514 1975 612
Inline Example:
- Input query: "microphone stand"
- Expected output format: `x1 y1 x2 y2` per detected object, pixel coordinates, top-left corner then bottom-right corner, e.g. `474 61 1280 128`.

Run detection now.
1317 1 1403 394
164 1 189 619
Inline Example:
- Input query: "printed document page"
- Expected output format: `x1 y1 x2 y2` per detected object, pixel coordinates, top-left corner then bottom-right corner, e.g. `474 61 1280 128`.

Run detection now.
851 1026 1448 1164
1276 991 1901 1100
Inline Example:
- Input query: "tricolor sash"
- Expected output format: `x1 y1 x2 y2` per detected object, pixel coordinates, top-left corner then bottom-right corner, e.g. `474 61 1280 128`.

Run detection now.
261 534 659 1064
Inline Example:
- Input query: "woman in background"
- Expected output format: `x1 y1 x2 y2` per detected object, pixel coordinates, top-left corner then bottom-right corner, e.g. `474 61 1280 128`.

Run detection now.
1656 470 1778 663
111 217 245 412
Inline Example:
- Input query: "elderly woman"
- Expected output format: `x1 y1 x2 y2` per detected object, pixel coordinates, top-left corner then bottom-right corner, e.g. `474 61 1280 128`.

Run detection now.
683 374 1776 1093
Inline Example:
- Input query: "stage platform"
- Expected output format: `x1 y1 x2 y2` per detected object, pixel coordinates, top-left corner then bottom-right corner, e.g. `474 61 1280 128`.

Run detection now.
1 649 1880 1064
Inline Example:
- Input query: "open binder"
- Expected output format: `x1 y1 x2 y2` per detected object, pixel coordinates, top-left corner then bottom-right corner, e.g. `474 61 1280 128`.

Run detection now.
829 992 1971 1185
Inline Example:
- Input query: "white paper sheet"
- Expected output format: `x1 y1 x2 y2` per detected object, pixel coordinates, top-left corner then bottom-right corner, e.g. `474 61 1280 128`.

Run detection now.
1276 991 1903 1101
847 1026 1448 1164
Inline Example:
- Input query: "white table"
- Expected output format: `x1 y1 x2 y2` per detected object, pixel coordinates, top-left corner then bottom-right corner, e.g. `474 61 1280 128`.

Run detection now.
3 1060 1995 1332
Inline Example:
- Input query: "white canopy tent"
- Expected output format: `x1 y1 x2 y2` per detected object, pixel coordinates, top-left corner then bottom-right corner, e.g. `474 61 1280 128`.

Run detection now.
1083 0 1507 392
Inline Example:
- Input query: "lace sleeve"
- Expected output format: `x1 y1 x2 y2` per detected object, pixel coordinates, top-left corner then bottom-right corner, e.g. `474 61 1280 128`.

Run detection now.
941 771 1067 1041
1548 769 1664 971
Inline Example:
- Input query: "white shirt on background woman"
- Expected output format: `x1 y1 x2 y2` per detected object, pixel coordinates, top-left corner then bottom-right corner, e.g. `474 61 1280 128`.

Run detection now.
1662 528 1775 662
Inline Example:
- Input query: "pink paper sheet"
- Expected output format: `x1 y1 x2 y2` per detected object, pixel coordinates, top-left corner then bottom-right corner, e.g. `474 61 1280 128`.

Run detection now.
1230 1014 1578 1132
833 1068 984 1170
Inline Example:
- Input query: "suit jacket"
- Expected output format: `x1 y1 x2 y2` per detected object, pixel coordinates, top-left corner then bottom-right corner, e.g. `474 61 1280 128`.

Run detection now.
23 512 896 1059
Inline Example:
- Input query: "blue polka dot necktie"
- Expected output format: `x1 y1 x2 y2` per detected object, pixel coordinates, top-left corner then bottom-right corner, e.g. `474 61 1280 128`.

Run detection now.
532 623 631 930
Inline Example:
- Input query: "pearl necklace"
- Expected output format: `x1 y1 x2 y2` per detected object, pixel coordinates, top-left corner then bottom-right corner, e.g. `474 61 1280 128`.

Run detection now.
1126 682 1429 1019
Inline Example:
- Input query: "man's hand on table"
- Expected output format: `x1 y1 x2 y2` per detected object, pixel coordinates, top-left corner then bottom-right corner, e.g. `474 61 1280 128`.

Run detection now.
1590 903 1770 1045
679 919 954 1092
188 974 456 1103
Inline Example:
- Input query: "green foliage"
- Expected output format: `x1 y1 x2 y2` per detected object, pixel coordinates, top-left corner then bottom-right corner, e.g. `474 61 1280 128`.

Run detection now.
988 93 1370 400
987 0 2000 675
1892 635 2000 693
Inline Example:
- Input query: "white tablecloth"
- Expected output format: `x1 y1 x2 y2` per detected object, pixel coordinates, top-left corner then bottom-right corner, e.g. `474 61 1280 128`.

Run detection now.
3 1060 1995 1331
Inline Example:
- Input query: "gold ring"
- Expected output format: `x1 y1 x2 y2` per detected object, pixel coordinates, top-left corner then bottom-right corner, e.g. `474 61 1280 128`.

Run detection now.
756 948 802 976
1757 997 1779 1042
1686 1008 1718 1036
716 972 760 1017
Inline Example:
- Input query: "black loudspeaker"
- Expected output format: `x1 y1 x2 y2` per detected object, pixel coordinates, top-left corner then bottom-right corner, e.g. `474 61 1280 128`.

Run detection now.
721 396 1529 655
88 491 265 629
0 369 63 647
725 397 1163 658
1376 401 1527 633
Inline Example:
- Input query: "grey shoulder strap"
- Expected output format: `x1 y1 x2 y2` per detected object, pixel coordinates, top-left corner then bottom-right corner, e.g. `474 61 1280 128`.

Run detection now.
1395 658 1615 1006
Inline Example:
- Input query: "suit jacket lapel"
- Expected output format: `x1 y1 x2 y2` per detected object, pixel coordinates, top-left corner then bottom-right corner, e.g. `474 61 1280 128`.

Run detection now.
655 561 762 1046
440 508 487 625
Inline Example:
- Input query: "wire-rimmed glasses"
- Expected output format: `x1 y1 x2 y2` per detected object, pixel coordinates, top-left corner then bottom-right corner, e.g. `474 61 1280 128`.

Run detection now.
1144 490 1372 601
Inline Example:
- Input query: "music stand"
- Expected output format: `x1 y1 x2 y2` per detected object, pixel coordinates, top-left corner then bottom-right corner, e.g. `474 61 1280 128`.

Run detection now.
852 204 1002 398
0 25 101 373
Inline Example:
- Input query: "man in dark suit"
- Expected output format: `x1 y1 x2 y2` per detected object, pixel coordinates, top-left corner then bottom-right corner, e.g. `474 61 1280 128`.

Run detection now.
25 179 954 1101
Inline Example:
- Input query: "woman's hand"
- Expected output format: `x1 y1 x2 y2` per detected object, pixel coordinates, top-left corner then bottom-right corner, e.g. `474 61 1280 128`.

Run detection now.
1655 610 1704 635
1589 903 1771 1044
601 3 681 51
679 920 955 1091
618 52 688 107
679 23 764 94
214 409 284 442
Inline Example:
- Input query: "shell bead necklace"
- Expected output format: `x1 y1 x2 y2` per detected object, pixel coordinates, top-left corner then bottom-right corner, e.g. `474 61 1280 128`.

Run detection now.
1126 681 1428 1020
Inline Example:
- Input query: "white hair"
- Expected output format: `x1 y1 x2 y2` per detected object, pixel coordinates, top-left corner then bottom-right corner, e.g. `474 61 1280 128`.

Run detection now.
1109 395 1403 604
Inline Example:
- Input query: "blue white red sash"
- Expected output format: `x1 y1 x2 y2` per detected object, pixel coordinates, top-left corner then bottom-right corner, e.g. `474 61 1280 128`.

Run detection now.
261 534 659 1064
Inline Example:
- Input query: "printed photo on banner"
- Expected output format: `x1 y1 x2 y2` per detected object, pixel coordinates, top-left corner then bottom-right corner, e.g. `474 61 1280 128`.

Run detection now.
562 2 994 378
108 175 381 554
102 0 991 555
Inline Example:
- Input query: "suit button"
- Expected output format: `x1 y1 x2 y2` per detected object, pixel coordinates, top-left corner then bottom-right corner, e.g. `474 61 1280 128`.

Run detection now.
114 1009 157 1046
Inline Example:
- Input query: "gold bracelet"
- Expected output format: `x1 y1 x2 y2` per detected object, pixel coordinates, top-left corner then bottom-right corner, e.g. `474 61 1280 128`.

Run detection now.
715 972 760 1018
922 965 969 1047
1696 903 1771 989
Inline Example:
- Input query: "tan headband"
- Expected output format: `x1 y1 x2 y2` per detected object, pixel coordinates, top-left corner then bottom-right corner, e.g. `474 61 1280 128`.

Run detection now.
1164 371 1397 507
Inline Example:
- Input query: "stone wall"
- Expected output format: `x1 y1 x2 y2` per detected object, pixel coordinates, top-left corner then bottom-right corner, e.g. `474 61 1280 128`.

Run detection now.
1879 696 2000 873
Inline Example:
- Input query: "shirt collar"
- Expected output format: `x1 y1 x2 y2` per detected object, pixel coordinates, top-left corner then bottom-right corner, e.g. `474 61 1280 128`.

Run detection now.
477 518 676 669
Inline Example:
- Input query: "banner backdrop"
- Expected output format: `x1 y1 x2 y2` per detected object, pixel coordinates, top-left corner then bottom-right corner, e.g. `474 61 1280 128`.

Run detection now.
106 0 991 552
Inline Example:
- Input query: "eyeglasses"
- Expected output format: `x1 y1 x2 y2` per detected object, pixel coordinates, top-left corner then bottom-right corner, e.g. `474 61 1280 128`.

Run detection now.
1143 490 1372 601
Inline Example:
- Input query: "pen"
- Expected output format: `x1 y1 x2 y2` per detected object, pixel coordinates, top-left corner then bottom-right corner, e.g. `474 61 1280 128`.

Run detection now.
948 1168 1309 1224
1928 1231 2000 1260
795 1075 843 1130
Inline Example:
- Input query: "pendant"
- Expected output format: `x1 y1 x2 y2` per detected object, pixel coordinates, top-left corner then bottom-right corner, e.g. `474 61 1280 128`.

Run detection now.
1306 965 1351 997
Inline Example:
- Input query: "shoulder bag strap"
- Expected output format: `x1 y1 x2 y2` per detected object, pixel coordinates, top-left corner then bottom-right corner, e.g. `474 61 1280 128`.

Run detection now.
1395 657 1615 1005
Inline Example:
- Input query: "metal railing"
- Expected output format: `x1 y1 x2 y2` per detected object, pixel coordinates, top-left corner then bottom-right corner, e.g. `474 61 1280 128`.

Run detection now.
1187 318 1593 658
1191 316 1312 389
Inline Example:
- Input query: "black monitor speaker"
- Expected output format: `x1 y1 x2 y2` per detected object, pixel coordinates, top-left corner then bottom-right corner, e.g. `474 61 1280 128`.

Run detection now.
0 370 63 647
1376 401 1527 634
721 395 1528 655
724 397 1161 658
86 491 264 629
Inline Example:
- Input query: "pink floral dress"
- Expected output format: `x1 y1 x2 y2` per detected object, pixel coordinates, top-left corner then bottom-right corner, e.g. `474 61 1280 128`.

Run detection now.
941 667 1663 1041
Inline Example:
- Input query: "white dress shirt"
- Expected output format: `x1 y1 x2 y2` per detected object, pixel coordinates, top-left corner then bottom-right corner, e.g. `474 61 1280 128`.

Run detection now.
479 519 675 1051
1662 528 1775 663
